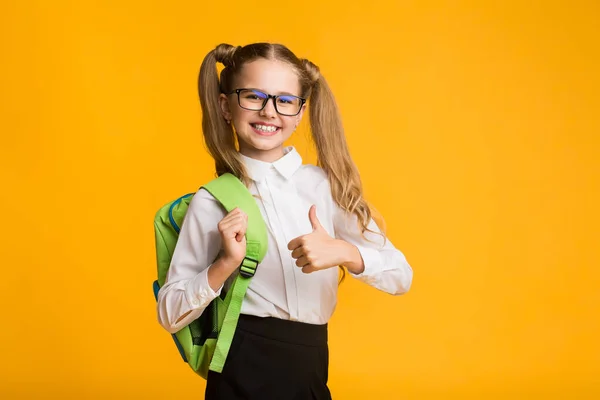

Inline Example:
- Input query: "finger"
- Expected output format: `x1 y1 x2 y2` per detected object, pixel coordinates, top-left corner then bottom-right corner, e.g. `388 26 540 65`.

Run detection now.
225 208 247 221
235 220 248 242
287 236 303 251
235 231 246 242
224 222 246 242
229 207 244 215
219 215 246 231
223 209 247 223
291 247 304 259
295 256 310 268
302 264 318 274
223 222 247 241
308 205 323 232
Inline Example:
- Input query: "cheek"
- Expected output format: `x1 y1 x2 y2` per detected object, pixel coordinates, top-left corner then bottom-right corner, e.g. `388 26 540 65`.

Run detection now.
281 121 297 141
231 108 254 127
231 106 246 120
281 117 297 130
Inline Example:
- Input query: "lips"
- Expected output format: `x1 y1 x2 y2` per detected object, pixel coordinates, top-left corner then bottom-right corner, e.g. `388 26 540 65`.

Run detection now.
250 123 281 136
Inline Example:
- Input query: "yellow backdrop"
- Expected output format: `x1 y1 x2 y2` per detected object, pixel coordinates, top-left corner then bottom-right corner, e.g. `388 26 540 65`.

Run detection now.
1 1 598 399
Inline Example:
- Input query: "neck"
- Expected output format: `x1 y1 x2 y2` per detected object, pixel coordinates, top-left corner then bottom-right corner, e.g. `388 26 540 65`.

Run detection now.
239 145 285 163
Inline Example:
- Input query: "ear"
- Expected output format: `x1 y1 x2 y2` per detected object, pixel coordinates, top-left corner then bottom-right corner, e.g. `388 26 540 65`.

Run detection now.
219 93 233 122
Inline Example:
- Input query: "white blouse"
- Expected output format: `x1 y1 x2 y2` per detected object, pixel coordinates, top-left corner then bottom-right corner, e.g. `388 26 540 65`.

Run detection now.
157 147 413 333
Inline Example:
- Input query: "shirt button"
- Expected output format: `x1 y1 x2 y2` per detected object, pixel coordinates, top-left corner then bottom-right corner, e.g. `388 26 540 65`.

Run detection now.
191 299 199 306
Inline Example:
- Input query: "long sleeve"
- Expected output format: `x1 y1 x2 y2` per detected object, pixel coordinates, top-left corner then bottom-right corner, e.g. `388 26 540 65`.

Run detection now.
156 189 226 334
333 205 413 295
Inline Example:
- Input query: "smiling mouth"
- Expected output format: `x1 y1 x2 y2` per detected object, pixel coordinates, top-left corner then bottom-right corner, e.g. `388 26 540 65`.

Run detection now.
251 123 281 135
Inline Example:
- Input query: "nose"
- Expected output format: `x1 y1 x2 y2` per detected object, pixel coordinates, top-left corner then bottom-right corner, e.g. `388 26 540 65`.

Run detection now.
259 98 277 118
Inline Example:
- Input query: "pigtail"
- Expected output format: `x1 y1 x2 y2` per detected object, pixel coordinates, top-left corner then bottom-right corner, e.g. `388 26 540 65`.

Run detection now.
302 59 385 242
198 44 250 185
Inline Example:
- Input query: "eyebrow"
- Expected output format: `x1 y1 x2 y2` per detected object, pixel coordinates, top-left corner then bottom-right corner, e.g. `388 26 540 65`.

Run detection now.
248 88 300 97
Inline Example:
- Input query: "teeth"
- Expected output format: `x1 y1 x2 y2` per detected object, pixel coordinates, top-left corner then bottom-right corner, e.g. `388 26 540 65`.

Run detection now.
253 124 277 133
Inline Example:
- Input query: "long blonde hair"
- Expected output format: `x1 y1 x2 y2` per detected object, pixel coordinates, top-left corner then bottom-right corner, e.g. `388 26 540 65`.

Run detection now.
198 43 384 251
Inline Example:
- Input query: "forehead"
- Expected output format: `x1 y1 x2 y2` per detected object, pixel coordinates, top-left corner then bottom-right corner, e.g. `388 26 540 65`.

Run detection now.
235 58 301 95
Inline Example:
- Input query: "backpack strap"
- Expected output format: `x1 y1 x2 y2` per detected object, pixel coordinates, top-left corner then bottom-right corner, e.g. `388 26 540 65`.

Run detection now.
201 173 267 373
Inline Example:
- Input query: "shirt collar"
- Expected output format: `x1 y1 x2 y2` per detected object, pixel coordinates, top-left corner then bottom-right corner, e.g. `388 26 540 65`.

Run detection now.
239 146 303 182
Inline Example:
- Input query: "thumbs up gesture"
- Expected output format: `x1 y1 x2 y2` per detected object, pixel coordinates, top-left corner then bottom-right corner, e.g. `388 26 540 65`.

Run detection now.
287 205 347 274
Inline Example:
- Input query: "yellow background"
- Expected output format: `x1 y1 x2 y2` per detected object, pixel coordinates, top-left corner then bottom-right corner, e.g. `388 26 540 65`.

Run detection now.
1 1 599 398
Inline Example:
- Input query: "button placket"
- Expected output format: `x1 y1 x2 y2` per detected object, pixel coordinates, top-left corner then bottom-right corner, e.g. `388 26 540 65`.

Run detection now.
261 175 300 320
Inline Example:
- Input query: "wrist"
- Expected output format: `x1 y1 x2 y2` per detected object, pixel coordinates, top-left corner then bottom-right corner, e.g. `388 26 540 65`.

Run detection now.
338 240 365 275
217 255 242 272
207 256 240 292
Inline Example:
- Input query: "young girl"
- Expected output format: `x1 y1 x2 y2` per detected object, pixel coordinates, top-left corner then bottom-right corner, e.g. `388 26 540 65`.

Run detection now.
157 42 413 400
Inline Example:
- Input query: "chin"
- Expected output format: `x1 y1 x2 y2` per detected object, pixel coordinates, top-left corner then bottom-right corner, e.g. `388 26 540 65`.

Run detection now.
244 131 286 145
251 139 285 151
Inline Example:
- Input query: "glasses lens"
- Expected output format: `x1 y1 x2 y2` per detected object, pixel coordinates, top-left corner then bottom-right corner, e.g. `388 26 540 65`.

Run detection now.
275 95 302 116
238 89 267 110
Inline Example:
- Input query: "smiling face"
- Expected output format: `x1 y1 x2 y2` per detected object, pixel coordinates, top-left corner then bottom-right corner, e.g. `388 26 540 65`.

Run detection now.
219 58 306 162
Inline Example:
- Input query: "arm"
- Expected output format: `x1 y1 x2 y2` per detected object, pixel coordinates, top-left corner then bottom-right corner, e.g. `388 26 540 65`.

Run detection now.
334 206 413 295
156 189 229 334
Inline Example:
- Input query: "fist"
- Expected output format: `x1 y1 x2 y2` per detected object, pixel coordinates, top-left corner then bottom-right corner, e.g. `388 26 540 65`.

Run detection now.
218 207 247 268
288 205 344 273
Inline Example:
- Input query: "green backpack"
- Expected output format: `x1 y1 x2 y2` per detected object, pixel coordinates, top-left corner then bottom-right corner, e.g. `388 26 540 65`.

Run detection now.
152 173 267 378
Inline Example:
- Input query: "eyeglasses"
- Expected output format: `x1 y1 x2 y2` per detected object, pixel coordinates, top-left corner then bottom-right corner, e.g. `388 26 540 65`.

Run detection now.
226 88 306 116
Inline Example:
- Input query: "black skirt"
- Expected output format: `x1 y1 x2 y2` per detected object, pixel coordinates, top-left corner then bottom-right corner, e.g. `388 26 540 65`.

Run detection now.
205 314 332 400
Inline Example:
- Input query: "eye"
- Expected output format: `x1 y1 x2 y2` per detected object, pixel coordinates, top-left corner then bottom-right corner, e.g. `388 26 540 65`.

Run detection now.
244 90 267 100
277 96 298 105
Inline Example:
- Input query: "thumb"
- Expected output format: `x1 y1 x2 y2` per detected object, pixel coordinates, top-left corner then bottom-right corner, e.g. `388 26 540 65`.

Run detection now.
308 205 323 232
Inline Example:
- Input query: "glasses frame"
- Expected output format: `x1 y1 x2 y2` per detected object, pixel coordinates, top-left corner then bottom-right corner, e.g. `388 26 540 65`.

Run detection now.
226 88 306 116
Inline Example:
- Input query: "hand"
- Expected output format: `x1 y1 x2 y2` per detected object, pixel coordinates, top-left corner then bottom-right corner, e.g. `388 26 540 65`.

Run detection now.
217 207 247 269
287 205 348 274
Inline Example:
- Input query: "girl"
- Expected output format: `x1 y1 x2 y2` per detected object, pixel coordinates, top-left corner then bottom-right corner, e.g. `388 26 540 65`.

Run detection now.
157 42 413 400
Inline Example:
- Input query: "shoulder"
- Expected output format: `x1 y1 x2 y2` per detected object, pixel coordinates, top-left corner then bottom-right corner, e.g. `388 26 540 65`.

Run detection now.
295 164 336 209
176 187 226 234
187 187 224 215
296 164 329 189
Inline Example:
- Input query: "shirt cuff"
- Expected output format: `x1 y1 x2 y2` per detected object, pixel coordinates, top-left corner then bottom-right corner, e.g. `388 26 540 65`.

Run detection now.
184 266 223 309
349 244 382 279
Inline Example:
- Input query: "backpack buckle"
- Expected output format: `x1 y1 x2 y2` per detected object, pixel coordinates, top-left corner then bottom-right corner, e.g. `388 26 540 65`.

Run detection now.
239 257 259 278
